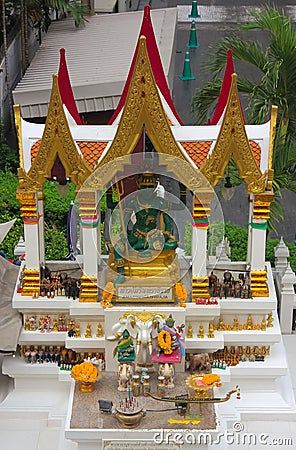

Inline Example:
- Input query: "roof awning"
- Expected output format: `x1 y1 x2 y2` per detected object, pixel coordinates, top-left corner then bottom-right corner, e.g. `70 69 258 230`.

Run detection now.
13 8 178 119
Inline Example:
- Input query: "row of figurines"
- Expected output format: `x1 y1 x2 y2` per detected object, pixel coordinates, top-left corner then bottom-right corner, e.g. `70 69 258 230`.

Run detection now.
20 346 105 369
208 271 252 299
184 345 271 370
186 312 274 339
24 314 104 338
117 363 175 396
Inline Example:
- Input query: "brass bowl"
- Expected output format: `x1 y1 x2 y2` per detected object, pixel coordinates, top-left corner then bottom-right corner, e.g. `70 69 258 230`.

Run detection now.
79 381 95 393
113 408 146 428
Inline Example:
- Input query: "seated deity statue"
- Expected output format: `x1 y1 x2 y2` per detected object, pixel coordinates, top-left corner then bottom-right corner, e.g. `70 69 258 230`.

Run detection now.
107 173 186 284
113 329 135 362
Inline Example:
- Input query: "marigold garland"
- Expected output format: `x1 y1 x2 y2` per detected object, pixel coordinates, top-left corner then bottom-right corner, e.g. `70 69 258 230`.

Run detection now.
175 282 187 303
202 373 221 385
71 362 98 383
158 330 173 354
101 282 114 308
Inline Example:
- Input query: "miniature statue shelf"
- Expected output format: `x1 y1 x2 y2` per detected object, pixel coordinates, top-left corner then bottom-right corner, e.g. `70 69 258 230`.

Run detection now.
107 173 186 284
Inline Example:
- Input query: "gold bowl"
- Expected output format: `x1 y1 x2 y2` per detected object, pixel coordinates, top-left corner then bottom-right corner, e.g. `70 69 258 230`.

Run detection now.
113 408 146 428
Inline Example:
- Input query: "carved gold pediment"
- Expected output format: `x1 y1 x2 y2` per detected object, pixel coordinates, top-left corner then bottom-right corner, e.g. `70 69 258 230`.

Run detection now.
95 37 188 173
18 75 91 192
201 74 267 194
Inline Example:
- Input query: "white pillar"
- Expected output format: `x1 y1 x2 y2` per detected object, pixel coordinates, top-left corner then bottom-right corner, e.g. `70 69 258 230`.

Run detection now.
23 220 40 270
192 226 207 277
247 194 254 263
280 264 296 334
250 220 267 271
37 193 45 264
81 224 98 277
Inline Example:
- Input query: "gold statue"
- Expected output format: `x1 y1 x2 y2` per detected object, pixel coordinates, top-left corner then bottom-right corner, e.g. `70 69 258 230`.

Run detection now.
246 314 253 330
96 323 104 338
75 324 81 338
208 323 215 339
38 316 44 330
261 317 266 331
217 317 224 331
197 324 204 339
267 312 274 328
52 317 58 332
24 316 30 331
187 324 193 338
232 317 239 331
68 318 75 332
85 323 92 338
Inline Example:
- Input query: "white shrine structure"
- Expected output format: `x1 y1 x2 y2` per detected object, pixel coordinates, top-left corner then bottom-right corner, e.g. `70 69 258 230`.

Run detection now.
1 6 295 450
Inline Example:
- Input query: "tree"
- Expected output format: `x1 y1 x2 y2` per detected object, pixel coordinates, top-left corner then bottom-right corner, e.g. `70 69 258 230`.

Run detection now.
192 6 296 233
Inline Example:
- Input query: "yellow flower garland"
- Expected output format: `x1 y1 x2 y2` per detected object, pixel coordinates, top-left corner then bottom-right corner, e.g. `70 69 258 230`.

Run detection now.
158 330 173 354
71 362 98 383
202 373 221 385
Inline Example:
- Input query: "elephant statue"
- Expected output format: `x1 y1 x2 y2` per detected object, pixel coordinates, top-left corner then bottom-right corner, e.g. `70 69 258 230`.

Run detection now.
190 353 211 374
118 363 134 391
108 312 166 371
158 362 175 388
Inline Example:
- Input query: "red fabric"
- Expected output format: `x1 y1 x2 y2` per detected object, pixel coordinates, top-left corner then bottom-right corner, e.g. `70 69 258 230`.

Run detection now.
109 6 182 125
58 48 82 125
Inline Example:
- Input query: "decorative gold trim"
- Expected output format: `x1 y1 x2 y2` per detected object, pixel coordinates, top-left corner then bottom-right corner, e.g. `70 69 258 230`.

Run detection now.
192 276 210 300
13 104 23 169
79 275 98 302
94 37 189 172
268 106 278 171
201 74 267 193
120 311 167 323
18 74 91 193
251 269 269 297
16 192 37 218
21 269 40 296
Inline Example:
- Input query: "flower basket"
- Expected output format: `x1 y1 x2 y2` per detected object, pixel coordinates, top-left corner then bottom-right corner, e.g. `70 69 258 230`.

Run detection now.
71 362 101 392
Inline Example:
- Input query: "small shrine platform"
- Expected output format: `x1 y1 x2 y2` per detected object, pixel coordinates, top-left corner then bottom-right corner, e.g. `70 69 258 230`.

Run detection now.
69 371 217 431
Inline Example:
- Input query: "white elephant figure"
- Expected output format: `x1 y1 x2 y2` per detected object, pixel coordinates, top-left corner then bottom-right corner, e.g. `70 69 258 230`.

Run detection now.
158 362 175 388
108 312 166 370
118 363 134 391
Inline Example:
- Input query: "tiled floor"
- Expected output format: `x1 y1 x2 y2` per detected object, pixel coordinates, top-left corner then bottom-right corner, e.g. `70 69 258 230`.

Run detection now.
0 336 296 450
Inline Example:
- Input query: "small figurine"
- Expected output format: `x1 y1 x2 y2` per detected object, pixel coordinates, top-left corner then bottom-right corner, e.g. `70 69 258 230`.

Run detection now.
96 323 104 338
208 323 215 338
246 314 253 330
197 324 204 339
217 317 224 331
85 323 92 338
75 324 81 338
267 312 274 328
24 316 30 331
52 317 58 332
187 324 193 338
232 317 239 331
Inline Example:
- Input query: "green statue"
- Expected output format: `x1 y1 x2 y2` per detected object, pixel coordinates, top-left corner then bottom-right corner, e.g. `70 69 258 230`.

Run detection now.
107 173 186 284
113 329 135 362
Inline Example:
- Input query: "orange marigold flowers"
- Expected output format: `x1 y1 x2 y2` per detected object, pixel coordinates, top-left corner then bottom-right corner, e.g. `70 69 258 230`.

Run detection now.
202 374 221 385
71 362 98 383
175 282 187 303
158 330 173 354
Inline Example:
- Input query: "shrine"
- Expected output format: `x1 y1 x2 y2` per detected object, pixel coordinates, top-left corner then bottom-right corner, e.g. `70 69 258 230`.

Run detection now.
1 5 295 449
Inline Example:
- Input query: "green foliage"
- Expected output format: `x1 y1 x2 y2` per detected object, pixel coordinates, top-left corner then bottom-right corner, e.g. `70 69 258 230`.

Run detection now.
0 171 20 216
0 214 23 259
44 226 68 260
0 120 18 172
43 181 76 232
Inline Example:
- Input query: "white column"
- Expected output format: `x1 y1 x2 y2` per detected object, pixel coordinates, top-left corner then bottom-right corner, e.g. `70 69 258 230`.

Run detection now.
23 220 40 270
192 226 207 277
250 220 267 271
280 264 296 334
37 193 45 264
247 194 254 263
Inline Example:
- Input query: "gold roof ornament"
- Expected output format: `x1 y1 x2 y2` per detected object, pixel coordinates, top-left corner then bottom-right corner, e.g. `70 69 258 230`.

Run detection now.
16 74 91 193
201 74 267 194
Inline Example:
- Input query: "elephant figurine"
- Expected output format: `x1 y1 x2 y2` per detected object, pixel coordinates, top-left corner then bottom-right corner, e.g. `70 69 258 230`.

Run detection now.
190 353 211 374
158 362 175 388
118 362 134 391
